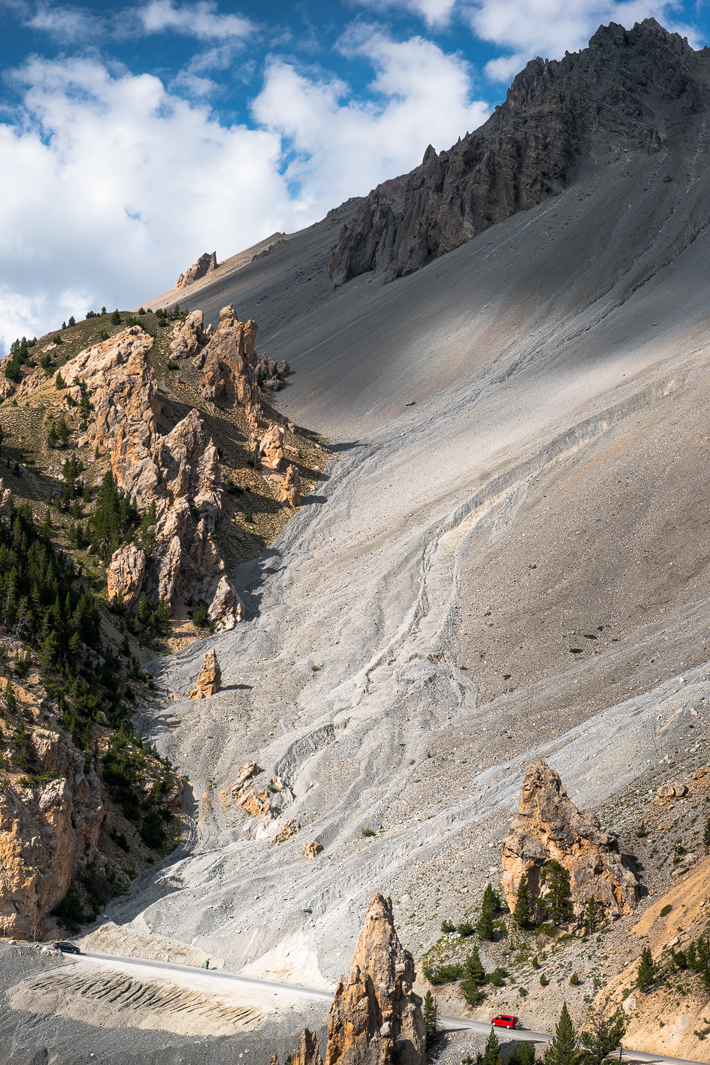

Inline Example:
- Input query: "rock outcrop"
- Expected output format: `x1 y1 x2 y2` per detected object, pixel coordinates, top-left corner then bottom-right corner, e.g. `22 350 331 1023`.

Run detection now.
176 251 218 289
271 819 301 844
288 894 425 1065
329 19 698 286
106 543 146 610
259 424 285 471
300 841 323 859
281 465 302 507
293 1029 323 1065
189 649 222 699
0 715 103 938
63 326 245 629
501 760 640 924
197 304 262 428
169 309 213 360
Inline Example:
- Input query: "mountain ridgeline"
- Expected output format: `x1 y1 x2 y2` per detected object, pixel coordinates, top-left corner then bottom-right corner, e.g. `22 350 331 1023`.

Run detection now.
329 19 706 286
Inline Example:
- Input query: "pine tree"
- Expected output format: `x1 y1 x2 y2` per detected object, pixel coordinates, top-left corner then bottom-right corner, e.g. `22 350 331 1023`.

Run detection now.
477 883 497 940
483 1028 502 1065
541 860 573 925
704 814 710 852
584 898 597 935
579 1007 626 1065
423 990 437 1049
514 875 530 928
111 309 121 324
636 947 655 991
544 1003 578 1065
518 1045 535 1065
5 678 17 713
464 944 486 984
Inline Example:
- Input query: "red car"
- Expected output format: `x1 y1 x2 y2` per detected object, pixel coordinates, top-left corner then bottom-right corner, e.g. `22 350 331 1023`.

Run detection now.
492 1015 518 1030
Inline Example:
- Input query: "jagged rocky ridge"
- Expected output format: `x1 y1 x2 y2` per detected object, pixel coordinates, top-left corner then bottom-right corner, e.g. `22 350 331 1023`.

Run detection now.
329 18 704 286
176 251 218 290
501 760 641 925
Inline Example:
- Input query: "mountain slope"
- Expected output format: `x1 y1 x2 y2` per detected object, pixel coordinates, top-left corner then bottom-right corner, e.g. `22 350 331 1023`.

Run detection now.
4 17 710 1065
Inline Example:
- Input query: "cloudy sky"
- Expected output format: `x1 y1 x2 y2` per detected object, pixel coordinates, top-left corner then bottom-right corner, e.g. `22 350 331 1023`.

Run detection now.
0 0 707 352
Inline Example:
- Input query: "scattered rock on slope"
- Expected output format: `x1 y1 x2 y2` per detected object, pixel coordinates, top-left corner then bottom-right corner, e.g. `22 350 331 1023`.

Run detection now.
189 649 222 699
287 893 425 1065
501 759 640 925
175 251 218 289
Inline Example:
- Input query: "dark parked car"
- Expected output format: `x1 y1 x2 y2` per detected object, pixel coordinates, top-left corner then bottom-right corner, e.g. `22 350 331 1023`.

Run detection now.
53 941 81 954
492 1015 518 1029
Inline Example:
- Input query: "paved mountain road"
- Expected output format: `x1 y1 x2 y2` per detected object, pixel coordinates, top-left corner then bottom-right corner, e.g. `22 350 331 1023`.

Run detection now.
71 951 703 1065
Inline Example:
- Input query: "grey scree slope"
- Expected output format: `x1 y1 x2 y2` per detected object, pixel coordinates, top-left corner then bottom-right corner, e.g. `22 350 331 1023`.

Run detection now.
115 84 710 990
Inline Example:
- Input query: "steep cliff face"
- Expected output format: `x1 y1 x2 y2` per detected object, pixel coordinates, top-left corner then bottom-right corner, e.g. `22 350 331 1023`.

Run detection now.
329 19 704 286
0 684 103 938
501 760 640 924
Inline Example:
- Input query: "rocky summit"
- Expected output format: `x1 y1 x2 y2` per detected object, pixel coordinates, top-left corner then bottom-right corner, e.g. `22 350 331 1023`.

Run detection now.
4 15 710 1065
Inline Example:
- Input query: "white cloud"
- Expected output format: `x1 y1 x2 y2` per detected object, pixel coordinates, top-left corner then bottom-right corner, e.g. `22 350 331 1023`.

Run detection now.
0 31 490 352
346 0 459 29
138 0 253 40
252 25 489 210
463 0 697 80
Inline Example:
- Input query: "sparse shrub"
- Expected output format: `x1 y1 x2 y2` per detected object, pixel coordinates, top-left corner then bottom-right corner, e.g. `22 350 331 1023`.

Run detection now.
660 904 672 918
635 822 647 838
440 919 455 933
111 309 121 324
570 972 580 985
457 920 475 937
191 603 210 630
138 307 146 315
166 360 179 370
55 371 66 389
540 972 549 986
361 827 376 838
519 986 528 996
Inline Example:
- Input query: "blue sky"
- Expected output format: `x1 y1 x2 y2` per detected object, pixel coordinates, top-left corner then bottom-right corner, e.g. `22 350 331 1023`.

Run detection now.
0 0 708 350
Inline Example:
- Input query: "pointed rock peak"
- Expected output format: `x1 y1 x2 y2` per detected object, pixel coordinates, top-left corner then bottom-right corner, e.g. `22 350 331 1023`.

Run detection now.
324 893 425 1065
189 648 222 699
292 1028 323 1065
422 144 437 164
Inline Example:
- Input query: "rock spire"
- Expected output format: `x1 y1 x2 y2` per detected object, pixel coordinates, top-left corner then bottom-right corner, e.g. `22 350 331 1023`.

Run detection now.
287 894 425 1065
189 649 222 699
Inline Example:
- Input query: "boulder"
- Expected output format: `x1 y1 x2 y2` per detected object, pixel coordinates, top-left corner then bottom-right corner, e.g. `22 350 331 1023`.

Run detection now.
300 841 323 858
501 759 640 925
189 649 222 700
207 576 246 633
175 251 218 289
259 424 285 471
272 819 301 845
107 543 147 610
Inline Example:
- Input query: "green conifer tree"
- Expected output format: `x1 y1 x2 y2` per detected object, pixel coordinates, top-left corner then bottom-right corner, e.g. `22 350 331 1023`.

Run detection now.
483 1027 502 1065
636 947 655 991
423 990 438 1049
465 944 486 984
704 814 710 852
541 860 573 924
544 1003 578 1065
514 875 530 927
579 1007 626 1065
519 1044 536 1065
584 898 597 935
477 883 496 940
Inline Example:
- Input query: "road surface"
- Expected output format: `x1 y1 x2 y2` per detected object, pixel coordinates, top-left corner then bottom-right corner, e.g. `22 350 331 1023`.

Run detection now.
68 951 704 1065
